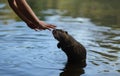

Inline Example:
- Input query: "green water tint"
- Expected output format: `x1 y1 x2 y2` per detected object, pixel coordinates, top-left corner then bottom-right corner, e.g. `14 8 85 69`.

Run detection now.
0 0 120 76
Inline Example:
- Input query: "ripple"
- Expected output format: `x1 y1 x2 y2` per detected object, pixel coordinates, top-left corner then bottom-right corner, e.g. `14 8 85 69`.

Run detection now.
0 14 120 76
0 3 6 8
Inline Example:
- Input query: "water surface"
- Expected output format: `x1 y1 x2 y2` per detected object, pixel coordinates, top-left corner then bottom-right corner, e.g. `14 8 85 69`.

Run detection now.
0 0 120 76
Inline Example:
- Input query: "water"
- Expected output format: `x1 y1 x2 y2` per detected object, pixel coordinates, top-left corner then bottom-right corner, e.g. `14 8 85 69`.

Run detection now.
0 0 120 76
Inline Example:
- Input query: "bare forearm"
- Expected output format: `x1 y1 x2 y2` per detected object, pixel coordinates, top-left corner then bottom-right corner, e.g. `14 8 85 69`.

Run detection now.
8 0 30 23
8 0 56 30
15 0 40 24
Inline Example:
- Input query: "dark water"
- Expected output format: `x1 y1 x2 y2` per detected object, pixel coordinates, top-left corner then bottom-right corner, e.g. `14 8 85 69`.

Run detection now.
0 0 120 76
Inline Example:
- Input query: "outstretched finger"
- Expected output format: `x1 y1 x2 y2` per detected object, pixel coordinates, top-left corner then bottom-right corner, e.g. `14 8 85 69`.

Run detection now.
46 24 56 29
46 27 52 31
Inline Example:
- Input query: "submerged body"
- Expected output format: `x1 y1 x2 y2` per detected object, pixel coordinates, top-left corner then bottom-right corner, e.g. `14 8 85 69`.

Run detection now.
52 29 87 68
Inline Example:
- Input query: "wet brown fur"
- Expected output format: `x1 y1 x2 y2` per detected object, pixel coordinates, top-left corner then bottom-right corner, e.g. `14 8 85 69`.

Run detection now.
52 29 87 68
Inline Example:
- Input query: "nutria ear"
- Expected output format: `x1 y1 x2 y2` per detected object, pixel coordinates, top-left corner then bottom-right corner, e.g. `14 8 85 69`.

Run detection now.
57 42 61 48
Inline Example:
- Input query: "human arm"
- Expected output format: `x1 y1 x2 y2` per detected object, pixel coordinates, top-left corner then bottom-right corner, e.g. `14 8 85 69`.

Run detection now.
8 0 56 30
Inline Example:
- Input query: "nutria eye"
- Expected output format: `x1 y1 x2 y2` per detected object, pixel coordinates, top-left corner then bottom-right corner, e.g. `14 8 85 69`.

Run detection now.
65 31 68 34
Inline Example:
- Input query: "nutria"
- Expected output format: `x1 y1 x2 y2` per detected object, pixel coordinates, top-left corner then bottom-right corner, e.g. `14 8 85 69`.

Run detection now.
52 29 87 68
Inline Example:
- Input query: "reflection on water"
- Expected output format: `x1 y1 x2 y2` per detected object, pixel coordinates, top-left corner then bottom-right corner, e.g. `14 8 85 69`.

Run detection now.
0 0 120 26
0 0 120 76
0 15 120 76
28 0 120 27
60 64 85 76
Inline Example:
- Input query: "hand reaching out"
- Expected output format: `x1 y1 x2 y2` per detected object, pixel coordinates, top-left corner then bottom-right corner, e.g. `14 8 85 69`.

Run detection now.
8 0 56 31
27 21 56 31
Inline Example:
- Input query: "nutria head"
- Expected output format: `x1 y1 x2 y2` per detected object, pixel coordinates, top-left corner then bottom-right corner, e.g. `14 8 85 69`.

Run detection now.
52 29 69 42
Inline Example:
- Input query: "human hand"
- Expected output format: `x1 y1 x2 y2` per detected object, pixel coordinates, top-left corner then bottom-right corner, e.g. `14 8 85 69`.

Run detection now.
26 21 56 31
